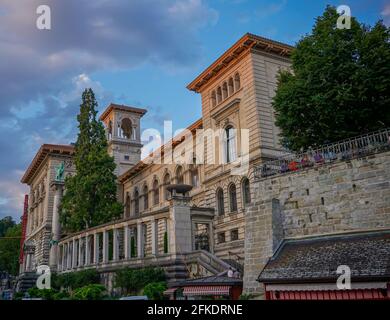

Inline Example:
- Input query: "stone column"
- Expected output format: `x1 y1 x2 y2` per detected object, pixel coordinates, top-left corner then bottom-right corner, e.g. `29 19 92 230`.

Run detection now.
78 238 83 267
124 225 130 259
151 218 157 256
49 181 64 270
67 242 72 269
137 223 142 258
113 229 119 261
102 230 109 263
72 239 77 268
62 244 66 271
169 194 192 254
85 235 90 266
94 233 99 264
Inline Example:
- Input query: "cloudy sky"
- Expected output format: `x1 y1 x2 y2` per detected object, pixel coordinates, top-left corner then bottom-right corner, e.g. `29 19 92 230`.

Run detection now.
0 0 388 221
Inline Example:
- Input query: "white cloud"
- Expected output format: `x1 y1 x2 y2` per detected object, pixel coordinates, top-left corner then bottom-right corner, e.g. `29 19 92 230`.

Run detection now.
381 4 390 26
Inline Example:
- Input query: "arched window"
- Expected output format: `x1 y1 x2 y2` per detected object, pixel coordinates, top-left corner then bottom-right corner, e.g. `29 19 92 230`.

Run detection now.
229 184 237 213
191 166 199 188
120 118 133 139
153 180 159 205
125 193 131 217
222 82 228 100
216 188 225 216
108 120 113 139
134 188 139 216
234 73 241 91
228 77 234 95
143 185 149 210
242 178 251 207
164 173 171 200
211 91 216 107
176 166 184 184
216 87 222 103
225 126 236 163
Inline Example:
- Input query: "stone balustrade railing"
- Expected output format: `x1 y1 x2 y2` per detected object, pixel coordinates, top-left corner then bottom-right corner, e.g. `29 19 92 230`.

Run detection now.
57 211 170 272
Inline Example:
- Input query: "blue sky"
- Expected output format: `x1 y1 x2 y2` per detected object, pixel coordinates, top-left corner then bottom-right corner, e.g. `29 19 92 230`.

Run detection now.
0 0 388 220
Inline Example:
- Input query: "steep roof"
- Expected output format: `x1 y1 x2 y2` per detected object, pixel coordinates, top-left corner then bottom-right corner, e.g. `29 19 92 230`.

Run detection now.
187 33 293 93
257 230 390 284
21 144 74 184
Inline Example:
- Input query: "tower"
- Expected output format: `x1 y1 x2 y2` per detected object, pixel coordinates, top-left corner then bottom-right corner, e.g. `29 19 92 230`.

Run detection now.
99 103 147 176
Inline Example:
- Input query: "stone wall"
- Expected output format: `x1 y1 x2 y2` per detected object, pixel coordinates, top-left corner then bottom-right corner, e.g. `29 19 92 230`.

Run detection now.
243 151 390 296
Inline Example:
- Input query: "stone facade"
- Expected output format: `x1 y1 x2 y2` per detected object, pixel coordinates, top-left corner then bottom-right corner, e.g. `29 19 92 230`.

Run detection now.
20 34 294 285
243 151 390 296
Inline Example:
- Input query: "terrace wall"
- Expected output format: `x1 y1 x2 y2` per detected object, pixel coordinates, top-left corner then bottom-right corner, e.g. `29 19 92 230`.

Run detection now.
243 149 390 296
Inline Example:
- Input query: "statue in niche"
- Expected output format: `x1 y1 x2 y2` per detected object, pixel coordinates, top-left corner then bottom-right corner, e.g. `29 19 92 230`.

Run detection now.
55 161 65 182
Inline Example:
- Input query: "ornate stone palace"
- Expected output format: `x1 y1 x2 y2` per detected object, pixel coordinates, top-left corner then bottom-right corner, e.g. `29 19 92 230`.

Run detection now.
18 33 390 299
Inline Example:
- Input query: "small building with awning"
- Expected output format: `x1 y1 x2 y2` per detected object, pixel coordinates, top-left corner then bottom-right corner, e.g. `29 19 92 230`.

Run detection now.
257 230 390 300
164 275 243 300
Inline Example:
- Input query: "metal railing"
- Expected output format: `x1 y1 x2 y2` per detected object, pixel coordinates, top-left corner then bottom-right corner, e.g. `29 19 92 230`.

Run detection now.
254 128 390 180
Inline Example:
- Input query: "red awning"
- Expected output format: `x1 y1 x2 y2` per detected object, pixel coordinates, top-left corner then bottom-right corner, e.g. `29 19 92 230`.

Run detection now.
183 286 231 296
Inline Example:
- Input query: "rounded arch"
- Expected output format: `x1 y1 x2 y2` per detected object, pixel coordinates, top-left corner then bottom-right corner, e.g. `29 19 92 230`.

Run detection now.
163 172 171 200
152 178 160 205
120 118 133 139
228 183 238 213
216 187 225 216
125 192 131 217
241 177 251 208
222 82 228 100
224 125 237 163
216 86 222 103
133 187 140 216
228 77 234 95
234 73 241 91
175 165 184 184
143 184 149 210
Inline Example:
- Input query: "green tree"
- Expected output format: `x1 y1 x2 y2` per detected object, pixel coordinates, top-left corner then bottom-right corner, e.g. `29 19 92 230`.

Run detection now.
0 216 15 238
0 223 21 275
60 89 123 232
143 281 167 300
273 6 390 151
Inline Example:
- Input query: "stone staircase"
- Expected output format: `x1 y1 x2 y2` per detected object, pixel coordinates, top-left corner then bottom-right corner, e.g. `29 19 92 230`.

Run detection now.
15 272 38 293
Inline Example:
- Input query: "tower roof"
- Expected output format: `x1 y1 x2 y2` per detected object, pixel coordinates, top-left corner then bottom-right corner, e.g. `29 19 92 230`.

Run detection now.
186 33 294 93
99 103 147 121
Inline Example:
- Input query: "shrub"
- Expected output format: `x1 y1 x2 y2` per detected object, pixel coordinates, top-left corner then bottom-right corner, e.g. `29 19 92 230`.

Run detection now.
143 282 167 300
72 284 107 300
53 269 100 290
27 287 58 300
114 267 165 295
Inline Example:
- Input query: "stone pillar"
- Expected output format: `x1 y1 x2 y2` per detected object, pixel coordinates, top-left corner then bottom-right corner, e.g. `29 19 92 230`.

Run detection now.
169 194 192 254
72 239 77 268
85 235 90 266
103 230 109 263
151 218 157 256
113 229 119 261
243 198 283 296
62 244 66 271
124 225 130 259
78 238 83 267
67 242 72 269
137 223 142 258
49 181 64 270
94 233 99 264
